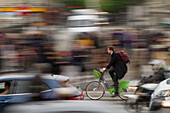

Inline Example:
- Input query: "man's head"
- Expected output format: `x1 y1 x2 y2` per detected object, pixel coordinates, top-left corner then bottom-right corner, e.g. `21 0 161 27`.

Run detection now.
107 46 114 54
5 82 10 90
148 60 165 72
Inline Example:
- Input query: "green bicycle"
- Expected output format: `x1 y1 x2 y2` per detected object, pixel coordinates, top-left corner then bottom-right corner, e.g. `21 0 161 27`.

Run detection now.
86 69 130 100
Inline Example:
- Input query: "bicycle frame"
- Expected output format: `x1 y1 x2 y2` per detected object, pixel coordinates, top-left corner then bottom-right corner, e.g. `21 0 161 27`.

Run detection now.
99 73 110 89
99 73 130 95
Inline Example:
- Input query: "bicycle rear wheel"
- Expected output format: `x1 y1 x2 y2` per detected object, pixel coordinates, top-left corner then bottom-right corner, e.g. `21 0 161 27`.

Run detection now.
86 81 105 100
119 88 128 100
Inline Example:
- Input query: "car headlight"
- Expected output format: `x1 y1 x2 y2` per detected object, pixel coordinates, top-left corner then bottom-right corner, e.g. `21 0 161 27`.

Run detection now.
157 90 170 97
162 101 170 107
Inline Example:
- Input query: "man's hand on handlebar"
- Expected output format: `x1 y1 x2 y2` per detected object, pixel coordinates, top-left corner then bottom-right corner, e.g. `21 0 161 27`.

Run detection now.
101 68 106 73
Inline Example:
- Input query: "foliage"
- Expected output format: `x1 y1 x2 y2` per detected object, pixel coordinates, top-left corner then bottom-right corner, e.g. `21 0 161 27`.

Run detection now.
100 0 137 13
58 0 86 9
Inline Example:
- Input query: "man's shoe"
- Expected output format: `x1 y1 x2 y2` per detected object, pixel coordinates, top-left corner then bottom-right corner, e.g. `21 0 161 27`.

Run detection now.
111 93 119 97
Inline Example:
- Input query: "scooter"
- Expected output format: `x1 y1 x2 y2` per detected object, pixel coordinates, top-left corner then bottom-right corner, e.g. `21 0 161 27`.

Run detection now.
124 82 158 113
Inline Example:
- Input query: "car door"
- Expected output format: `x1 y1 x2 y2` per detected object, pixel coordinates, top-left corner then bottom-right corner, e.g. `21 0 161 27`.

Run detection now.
11 79 58 101
9 80 32 103
41 79 58 99
41 79 61 100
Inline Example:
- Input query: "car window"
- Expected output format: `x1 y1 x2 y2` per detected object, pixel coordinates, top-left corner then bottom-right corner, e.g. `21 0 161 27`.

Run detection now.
0 81 12 95
0 82 5 89
30 81 50 91
0 82 6 94
15 80 31 94
40 82 50 91
15 80 50 94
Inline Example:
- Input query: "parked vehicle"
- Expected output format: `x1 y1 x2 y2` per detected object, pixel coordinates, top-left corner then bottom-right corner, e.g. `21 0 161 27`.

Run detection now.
0 73 83 111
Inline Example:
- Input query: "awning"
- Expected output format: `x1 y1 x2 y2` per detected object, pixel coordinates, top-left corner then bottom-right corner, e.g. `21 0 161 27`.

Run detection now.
0 8 47 12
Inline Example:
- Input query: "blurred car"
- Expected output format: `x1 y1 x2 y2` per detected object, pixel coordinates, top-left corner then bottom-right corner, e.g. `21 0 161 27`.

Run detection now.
0 73 83 111
3 100 131 113
70 9 109 26
149 78 170 111
66 15 100 33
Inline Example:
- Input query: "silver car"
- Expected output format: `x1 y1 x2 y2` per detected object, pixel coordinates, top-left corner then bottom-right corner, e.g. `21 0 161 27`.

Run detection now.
149 78 170 111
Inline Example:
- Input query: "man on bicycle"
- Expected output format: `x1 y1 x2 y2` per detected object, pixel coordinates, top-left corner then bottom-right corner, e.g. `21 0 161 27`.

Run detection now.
101 46 127 97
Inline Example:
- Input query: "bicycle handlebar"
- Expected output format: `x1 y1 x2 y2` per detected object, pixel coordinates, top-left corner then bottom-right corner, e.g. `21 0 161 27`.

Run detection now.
99 68 106 73
98 68 104 79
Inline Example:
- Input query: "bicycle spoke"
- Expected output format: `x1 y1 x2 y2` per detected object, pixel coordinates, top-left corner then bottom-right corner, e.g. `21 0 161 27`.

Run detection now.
86 81 105 100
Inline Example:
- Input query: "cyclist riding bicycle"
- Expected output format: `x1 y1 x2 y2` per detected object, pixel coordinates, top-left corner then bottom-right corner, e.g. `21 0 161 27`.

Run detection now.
101 46 127 97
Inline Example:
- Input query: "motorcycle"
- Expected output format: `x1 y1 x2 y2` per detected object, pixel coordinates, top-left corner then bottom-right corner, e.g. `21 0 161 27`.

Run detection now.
124 79 158 113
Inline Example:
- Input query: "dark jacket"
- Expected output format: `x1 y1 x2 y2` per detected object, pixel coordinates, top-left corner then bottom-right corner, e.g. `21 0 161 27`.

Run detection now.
106 52 117 69
140 68 166 84
106 52 127 79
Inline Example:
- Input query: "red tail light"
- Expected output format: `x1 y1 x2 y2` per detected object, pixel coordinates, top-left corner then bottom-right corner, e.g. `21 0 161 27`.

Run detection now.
69 94 84 100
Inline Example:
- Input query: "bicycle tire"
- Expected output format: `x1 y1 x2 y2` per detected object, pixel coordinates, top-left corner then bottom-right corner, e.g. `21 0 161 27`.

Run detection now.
86 81 105 100
119 88 128 100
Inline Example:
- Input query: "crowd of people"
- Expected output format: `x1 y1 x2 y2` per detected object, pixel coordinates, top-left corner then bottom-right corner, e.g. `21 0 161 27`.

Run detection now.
0 28 169 80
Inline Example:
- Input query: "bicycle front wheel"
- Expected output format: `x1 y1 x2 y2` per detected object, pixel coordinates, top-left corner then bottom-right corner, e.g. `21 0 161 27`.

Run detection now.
86 81 105 100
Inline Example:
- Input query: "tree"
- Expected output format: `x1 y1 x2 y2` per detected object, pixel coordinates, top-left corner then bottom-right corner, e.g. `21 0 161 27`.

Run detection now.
100 0 138 13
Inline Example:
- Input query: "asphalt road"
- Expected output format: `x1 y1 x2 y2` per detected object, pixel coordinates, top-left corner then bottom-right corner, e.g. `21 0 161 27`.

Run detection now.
83 91 149 113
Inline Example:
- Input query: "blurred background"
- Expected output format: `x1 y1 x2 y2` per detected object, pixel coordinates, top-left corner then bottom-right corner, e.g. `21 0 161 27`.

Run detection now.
0 0 170 113
0 0 170 83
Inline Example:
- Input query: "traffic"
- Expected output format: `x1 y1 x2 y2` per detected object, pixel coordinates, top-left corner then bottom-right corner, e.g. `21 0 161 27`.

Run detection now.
0 0 170 113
